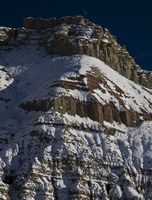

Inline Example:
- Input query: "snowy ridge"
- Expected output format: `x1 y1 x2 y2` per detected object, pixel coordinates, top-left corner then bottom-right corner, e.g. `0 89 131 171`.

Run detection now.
79 56 152 113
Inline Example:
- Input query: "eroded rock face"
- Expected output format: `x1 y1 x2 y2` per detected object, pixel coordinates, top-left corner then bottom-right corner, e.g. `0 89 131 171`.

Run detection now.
0 21 152 200
0 16 152 89
23 16 87 29
19 62 152 129
0 28 10 44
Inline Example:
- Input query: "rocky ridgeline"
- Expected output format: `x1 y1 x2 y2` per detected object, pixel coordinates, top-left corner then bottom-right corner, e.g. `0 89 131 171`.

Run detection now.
0 16 152 89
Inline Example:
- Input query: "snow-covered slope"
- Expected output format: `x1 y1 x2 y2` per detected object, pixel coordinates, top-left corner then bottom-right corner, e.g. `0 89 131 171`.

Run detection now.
0 44 152 200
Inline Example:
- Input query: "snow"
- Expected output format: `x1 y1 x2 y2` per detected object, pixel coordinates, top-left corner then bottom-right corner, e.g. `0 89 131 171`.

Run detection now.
0 44 151 137
63 112 102 131
102 38 109 43
103 121 127 132
93 88 120 107
0 43 151 199
56 87 90 101
79 55 152 113
0 66 13 90
123 185 144 199
116 121 152 170
109 184 122 199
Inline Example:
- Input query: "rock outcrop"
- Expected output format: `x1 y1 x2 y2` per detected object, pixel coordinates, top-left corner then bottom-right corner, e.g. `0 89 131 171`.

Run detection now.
0 16 152 89
23 16 87 29
0 17 152 200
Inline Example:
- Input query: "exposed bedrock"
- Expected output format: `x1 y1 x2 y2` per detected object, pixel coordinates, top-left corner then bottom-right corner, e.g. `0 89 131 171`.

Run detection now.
0 16 152 89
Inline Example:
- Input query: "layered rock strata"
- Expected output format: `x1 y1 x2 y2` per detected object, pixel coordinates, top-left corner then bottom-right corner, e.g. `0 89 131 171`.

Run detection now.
0 16 152 89
0 18 152 200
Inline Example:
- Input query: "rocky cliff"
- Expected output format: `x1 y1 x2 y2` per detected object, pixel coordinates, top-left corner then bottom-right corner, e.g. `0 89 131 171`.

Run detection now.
0 16 152 89
0 16 152 200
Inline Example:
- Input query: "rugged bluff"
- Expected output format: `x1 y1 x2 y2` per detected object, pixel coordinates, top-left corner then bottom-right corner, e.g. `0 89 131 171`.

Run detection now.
0 16 152 200
0 16 152 89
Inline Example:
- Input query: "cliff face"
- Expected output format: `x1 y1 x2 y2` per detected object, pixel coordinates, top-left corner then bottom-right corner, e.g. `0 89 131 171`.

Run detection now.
0 17 152 200
0 16 152 89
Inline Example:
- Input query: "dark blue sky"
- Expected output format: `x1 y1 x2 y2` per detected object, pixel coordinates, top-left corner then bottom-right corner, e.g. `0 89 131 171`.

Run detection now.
0 0 152 70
